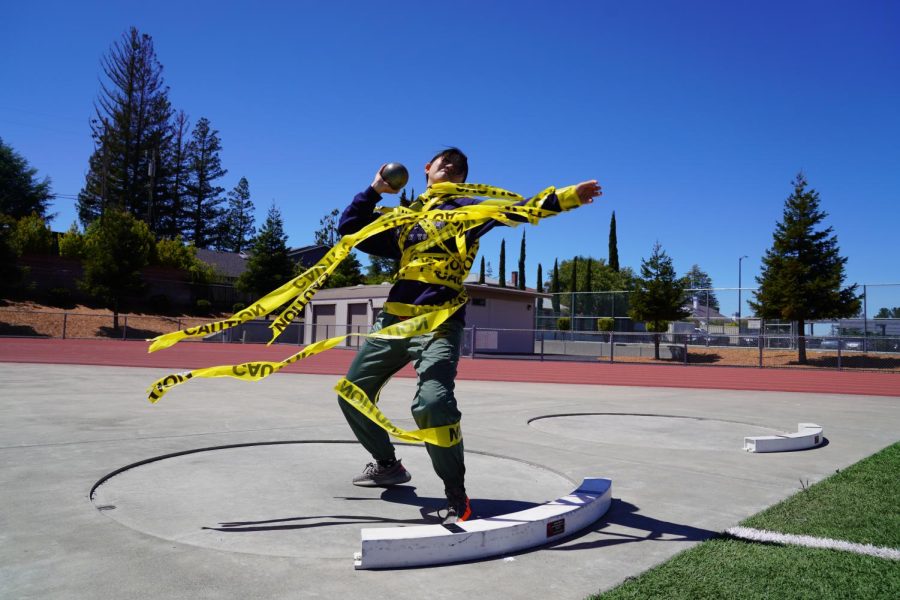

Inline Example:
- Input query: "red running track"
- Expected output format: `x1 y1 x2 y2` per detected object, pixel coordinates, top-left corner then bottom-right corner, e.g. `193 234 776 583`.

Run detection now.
0 338 898 397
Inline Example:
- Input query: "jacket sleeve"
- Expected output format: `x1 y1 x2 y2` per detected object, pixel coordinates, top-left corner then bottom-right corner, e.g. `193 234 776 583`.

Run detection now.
337 187 402 259
466 185 582 242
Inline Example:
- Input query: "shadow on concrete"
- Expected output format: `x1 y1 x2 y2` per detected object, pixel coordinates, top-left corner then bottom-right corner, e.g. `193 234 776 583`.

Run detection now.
202 486 541 532
548 499 717 552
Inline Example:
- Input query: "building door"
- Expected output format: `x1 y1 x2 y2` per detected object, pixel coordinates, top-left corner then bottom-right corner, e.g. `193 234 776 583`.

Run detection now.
312 304 336 342
347 303 368 347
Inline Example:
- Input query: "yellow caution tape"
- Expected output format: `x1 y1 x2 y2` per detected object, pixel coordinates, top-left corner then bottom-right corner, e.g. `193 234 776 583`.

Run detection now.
145 181 582 446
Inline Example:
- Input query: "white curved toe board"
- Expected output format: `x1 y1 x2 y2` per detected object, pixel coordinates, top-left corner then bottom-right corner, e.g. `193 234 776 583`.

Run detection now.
354 477 612 569
744 423 824 453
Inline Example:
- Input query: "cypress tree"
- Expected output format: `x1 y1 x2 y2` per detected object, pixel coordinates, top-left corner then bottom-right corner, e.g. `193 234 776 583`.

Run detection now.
517 230 526 289
608 211 619 272
551 259 560 314
478 256 485 284
749 173 860 364
536 262 543 312
499 239 506 287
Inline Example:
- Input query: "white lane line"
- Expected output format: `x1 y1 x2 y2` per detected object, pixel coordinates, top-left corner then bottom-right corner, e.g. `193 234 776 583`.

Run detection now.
726 526 900 561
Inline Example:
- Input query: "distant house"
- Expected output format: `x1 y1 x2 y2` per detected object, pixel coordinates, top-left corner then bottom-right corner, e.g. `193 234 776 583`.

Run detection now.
195 248 248 283
288 244 330 269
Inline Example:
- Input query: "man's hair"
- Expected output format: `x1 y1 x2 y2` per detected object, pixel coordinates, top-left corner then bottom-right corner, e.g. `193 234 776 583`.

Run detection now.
428 147 468 182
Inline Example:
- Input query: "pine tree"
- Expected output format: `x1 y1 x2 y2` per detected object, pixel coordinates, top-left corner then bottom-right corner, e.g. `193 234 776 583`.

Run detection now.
77 27 173 229
551 259 560 314
184 117 227 248
478 256 485 284
749 173 860 364
681 264 719 311
219 177 256 253
608 211 619 272
517 230 526 289
155 110 190 239
628 242 690 359
314 209 340 246
365 256 397 284
236 204 293 299
498 239 506 288
0 137 53 219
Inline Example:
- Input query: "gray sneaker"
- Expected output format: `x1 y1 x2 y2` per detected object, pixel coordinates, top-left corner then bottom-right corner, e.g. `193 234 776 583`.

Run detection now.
352 460 412 487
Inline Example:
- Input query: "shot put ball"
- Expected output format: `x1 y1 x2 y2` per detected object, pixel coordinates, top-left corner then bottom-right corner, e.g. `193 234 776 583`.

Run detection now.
381 163 409 190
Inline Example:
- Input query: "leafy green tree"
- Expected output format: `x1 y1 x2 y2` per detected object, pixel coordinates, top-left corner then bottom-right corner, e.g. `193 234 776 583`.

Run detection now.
77 27 173 229
498 238 506 287
58 222 86 259
517 230 526 289
557 255 636 317
551 259 560 314
583 257 594 324
184 117 227 248
681 264 719 311
12 214 54 255
749 173 860 364
365 255 397 284
315 208 340 246
608 211 619 272
478 256 485 284
237 204 294 299
874 307 899 319
218 177 256 252
570 256 579 317
81 208 155 329
0 137 53 219
154 236 216 283
628 242 690 359
325 251 365 288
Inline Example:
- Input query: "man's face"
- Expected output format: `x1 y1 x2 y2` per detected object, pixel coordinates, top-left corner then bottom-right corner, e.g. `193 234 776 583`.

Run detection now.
425 154 466 187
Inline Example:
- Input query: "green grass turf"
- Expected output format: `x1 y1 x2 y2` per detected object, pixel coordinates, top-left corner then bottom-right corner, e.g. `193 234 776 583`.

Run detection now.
591 538 900 600
742 441 900 548
591 441 900 599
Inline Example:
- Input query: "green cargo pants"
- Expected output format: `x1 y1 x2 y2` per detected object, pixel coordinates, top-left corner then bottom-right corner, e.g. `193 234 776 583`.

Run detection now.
338 311 465 492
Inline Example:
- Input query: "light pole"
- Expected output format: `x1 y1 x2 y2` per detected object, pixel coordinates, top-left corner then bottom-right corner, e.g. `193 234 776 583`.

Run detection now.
738 255 748 321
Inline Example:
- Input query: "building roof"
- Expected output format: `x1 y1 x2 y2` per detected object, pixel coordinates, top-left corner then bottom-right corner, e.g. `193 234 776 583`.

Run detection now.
195 248 248 278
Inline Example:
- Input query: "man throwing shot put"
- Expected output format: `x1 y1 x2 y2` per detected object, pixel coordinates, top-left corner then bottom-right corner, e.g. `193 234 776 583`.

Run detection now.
336 147 601 524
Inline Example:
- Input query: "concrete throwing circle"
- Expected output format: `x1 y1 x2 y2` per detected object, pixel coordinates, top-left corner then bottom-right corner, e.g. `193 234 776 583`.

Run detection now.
528 413 783 451
90 441 574 560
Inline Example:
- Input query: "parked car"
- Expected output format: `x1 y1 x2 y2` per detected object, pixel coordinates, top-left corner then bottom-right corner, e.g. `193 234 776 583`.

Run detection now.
687 329 729 346
819 339 862 351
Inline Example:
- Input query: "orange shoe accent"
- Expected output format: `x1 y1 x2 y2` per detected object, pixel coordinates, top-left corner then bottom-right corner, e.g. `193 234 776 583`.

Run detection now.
458 497 472 522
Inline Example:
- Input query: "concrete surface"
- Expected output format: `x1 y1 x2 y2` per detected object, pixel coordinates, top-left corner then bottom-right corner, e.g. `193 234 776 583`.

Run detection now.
1 362 898 599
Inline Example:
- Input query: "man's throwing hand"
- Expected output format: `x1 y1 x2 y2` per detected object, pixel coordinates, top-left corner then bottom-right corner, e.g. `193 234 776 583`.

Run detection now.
575 180 602 205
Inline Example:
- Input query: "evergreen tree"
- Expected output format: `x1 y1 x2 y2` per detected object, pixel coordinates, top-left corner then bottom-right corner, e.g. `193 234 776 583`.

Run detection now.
570 256 579 317
517 230 526 289
551 259 561 314
77 27 173 229
0 137 53 219
478 256 485 284
237 204 294 299
325 251 365 288
184 117 227 248
536 262 543 313
681 264 719 310
365 256 397 284
314 208 340 246
156 110 190 239
749 173 860 363
81 208 155 329
583 257 594 322
219 177 256 253
628 242 690 359
608 211 619 272
874 307 899 319
498 239 506 287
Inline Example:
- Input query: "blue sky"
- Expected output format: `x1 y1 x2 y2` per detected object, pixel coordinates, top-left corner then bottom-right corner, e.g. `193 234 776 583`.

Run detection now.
2 0 898 316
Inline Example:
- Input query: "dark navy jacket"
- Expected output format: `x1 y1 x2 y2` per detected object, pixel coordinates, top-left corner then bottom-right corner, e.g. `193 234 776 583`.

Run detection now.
338 186 566 322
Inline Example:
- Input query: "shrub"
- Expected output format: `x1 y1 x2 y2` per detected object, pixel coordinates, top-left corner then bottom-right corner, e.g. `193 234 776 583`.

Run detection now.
557 317 571 331
597 317 614 332
13 213 54 255
195 299 213 315
58 223 86 259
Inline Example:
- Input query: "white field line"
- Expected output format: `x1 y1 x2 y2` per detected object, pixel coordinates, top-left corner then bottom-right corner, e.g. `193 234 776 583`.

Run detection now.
726 526 900 561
